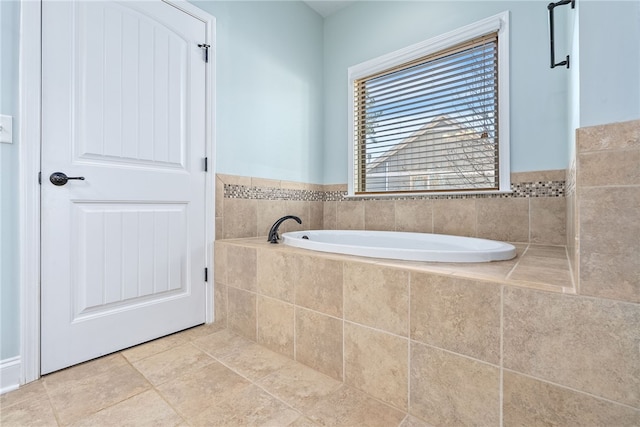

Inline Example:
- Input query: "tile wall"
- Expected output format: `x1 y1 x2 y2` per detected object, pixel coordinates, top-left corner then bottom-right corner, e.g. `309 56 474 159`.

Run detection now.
213 239 639 425
214 119 640 425
216 171 566 246
569 119 640 303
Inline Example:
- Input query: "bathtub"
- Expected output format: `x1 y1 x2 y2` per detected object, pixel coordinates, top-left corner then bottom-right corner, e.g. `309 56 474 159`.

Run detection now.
281 230 516 263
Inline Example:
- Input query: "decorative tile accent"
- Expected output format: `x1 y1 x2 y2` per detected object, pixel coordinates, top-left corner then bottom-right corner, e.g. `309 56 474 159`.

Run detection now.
225 185 325 201
225 180 565 202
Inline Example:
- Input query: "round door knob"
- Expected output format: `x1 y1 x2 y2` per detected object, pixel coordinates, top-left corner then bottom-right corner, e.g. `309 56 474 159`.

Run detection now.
50 172 85 186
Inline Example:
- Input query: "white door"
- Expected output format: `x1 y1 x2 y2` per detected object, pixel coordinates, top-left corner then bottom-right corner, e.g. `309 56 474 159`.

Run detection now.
41 0 209 374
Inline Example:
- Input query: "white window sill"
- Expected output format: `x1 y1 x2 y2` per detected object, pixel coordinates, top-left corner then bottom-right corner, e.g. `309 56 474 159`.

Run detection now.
346 189 514 199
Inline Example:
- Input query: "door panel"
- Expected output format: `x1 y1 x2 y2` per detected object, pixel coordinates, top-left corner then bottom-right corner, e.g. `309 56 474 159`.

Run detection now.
41 0 208 374
77 2 189 169
72 203 188 319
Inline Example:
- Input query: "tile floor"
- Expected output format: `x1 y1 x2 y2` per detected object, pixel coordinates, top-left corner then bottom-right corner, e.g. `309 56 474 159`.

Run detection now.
1 324 431 426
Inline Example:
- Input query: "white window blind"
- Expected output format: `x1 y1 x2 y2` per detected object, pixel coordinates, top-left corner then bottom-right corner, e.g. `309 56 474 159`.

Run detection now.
353 32 499 194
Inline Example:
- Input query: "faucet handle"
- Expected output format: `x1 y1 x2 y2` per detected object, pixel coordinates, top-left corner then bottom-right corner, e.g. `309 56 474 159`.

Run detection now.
268 215 302 244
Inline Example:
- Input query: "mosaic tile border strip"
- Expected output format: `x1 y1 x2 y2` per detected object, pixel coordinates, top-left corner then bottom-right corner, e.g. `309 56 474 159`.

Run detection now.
224 185 325 201
225 180 565 201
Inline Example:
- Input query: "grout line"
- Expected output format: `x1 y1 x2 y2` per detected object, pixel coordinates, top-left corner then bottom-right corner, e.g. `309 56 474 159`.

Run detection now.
342 319 410 342
407 273 412 418
528 197 531 243
505 243 528 280
341 261 346 383
409 339 501 369
293 303 297 362
39 380 64 427
564 244 578 293
502 368 640 411
499 285 504 427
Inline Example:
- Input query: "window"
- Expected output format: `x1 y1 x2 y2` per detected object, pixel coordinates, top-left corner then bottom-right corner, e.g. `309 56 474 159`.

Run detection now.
348 12 510 195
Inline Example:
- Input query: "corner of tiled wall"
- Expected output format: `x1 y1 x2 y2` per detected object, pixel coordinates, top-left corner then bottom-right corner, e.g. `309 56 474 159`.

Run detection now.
566 156 578 292
574 119 640 304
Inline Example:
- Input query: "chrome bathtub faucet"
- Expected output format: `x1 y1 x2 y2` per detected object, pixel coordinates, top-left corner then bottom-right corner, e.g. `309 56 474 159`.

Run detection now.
268 215 302 243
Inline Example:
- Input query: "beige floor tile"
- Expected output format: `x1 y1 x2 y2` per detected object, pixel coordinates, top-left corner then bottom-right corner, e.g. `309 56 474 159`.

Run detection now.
71 390 184 427
399 414 436 427
0 395 58 427
4 327 428 427
192 384 301 427
44 355 150 425
157 361 249 417
289 415 322 426
192 328 254 358
121 332 191 363
131 343 214 386
178 322 228 341
256 362 342 413
306 385 406 427
0 380 48 408
217 341 293 381
44 353 126 384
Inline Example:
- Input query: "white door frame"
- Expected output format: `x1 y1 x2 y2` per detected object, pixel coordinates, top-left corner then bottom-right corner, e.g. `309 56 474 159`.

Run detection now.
18 0 216 384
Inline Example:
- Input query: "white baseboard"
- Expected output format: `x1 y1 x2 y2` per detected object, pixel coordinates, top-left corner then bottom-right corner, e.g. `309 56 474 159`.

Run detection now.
0 356 21 395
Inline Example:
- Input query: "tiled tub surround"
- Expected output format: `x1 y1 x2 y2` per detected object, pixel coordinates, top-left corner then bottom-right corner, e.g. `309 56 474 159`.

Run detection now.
216 174 325 240
213 238 639 425
211 123 640 425
569 119 640 303
216 170 566 246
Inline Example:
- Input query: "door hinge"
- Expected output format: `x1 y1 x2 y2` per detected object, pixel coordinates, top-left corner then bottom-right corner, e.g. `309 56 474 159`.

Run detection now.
204 267 209 282
198 43 210 63
38 171 41 185
204 157 208 172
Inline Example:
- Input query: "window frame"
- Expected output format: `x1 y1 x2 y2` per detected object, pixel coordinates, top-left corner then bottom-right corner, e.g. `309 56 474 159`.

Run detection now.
347 11 510 196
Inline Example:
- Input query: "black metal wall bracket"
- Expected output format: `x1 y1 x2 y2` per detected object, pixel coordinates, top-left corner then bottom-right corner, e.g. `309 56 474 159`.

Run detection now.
548 0 575 69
